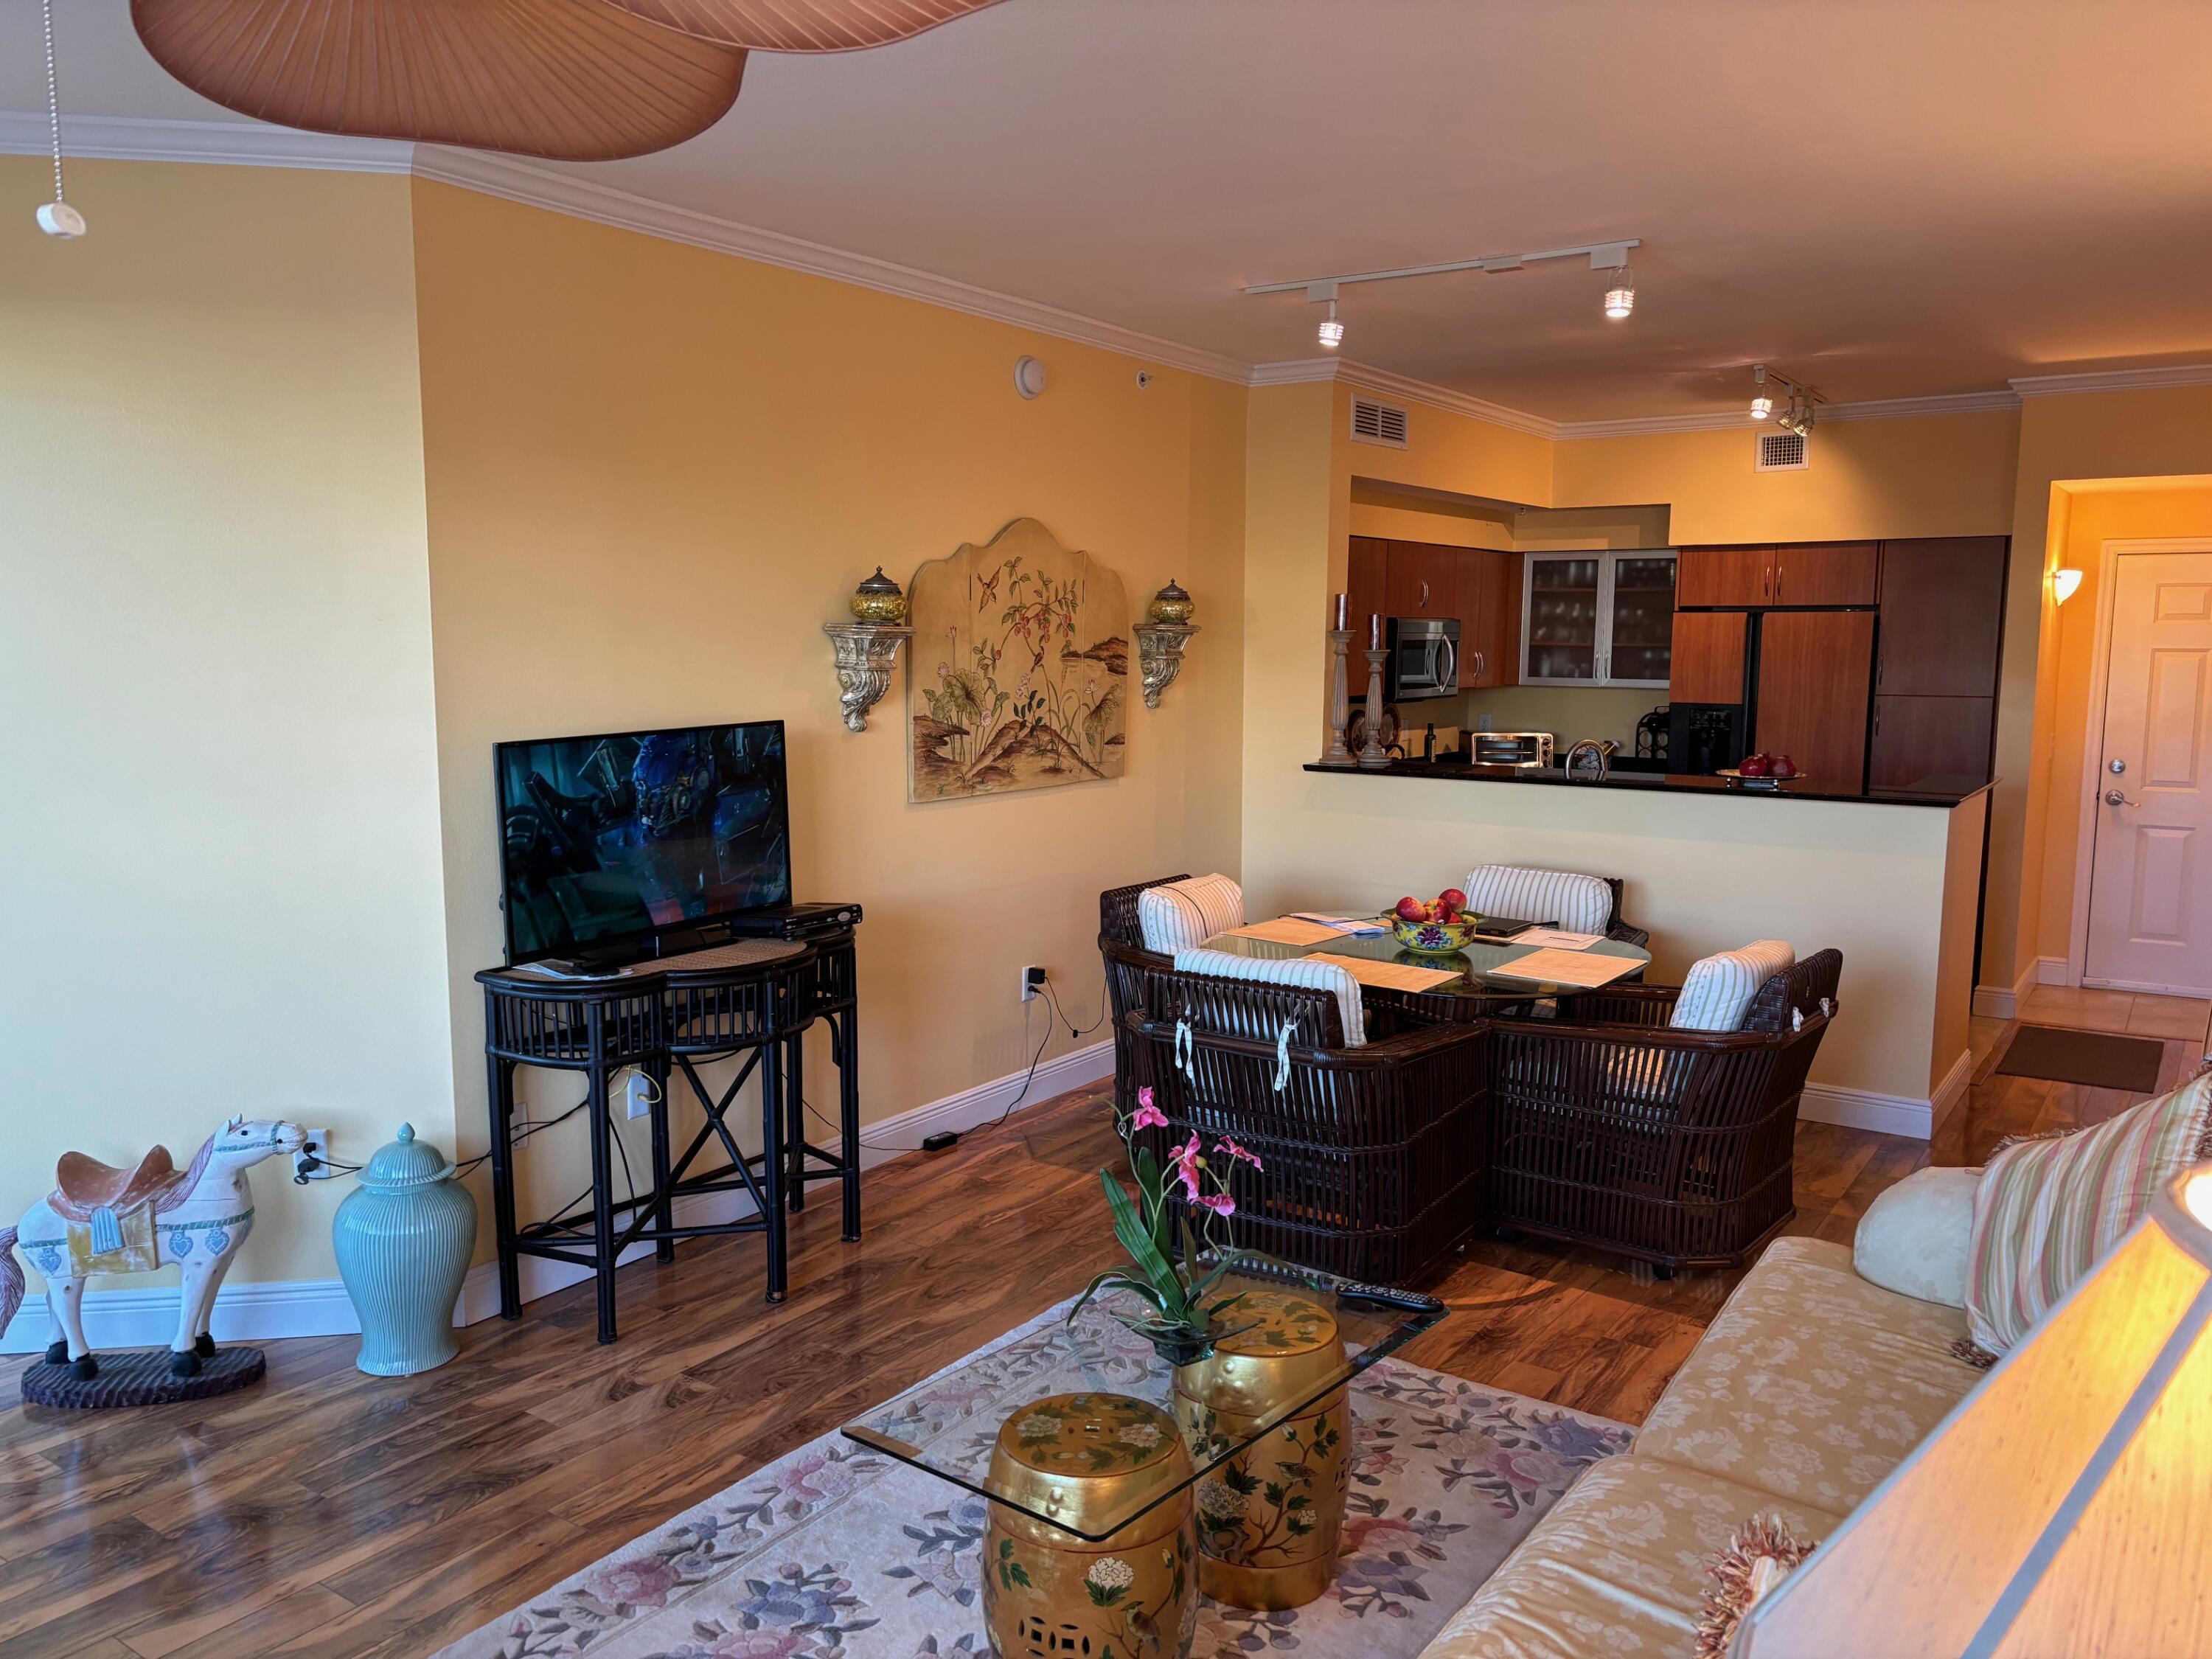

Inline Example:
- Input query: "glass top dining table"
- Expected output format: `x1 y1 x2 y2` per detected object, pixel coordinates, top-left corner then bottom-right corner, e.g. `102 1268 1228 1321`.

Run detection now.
1199 922 1652 1007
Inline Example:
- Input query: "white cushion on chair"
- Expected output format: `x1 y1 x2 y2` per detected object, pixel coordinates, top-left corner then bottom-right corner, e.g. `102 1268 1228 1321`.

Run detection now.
1461 864 1613 934
1170 945 1364 1047
1137 874 1245 953
1669 940 1796 1032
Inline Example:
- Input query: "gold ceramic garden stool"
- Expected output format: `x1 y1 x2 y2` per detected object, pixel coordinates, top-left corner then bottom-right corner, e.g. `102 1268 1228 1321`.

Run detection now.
1173 1291 1350 1610
981 1392 1199 1659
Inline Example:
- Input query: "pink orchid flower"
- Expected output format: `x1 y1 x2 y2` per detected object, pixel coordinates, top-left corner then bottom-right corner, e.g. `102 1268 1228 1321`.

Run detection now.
1130 1088 1169 1133
1192 1191 1237 1217
1169 1131 1205 1201
1214 1136 1262 1171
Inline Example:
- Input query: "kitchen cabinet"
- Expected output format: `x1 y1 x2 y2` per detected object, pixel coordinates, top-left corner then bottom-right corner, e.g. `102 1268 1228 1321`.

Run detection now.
1877 536 2008 697
1670 611 1748 704
1756 610 1877 787
1459 549 1522 688
1871 695 1997 790
1678 545 1775 607
1521 549 1675 686
1773 541 1878 606
1385 539 1460 619
1346 536 1388 643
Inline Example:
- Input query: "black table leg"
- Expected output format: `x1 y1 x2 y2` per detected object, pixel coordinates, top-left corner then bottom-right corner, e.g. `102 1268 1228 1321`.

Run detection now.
762 1042 788 1303
837 1006 861 1242
585 1054 619 1343
786 1032 807 1213
484 1046 522 1320
648 1054 674 1263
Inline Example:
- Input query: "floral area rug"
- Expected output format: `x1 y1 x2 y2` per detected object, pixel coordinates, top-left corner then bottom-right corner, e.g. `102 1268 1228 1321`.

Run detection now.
440 1298 1632 1659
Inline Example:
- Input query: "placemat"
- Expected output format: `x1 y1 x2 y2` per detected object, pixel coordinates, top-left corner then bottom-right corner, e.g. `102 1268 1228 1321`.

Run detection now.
1228 916 1356 947
1488 947 1639 990
1308 952 1461 992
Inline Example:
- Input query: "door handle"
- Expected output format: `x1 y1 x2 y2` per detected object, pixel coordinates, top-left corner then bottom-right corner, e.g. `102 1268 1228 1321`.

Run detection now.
1419 580 1430 608
1775 565 1783 602
2106 790 2138 807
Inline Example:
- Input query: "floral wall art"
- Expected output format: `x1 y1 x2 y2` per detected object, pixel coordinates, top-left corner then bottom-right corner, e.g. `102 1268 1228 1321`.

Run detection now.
907 518 1130 803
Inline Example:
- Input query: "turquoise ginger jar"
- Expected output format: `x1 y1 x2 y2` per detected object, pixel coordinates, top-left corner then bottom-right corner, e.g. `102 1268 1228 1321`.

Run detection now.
333 1123 477 1376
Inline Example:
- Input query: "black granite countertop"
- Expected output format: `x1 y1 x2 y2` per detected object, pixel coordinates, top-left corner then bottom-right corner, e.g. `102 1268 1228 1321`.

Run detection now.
1303 758 1994 808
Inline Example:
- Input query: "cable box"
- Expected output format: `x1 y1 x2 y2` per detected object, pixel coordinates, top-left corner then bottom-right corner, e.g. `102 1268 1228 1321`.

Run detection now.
717 902 863 940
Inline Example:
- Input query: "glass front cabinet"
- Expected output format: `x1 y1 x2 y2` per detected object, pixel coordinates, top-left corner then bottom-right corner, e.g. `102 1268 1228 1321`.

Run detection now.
1520 549 1676 687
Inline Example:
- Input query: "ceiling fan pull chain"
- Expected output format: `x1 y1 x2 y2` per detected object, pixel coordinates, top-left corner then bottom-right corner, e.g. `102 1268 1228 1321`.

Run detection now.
36 0 85 237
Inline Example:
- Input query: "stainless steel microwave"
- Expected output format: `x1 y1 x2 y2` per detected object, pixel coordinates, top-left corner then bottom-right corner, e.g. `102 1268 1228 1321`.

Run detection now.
1386 617 1460 701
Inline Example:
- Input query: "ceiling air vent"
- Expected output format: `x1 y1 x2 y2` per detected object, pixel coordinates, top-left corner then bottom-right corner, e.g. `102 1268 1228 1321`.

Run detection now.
1755 428 1809 472
1350 395 1410 449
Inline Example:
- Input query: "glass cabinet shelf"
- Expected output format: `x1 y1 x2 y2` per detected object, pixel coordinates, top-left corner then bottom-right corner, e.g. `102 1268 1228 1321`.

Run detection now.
1520 549 1675 688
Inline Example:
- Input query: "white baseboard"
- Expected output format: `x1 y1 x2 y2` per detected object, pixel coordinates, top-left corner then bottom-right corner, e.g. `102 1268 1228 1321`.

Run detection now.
1800 1076 1940 1141
1 1039 1113 1356
2036 956 2073 987
1972 956 2042 1021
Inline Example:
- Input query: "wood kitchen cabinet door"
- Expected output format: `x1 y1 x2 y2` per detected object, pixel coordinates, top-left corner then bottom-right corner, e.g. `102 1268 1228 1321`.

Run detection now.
1346 536 1388 641
1677 545 1774 607
1773 541 1878 606
1461 549 1522 687
1670 611 1748 703
1877 536 2008 696
1756 610 1876 788
1385 540 1458 619
1870 695 1996 790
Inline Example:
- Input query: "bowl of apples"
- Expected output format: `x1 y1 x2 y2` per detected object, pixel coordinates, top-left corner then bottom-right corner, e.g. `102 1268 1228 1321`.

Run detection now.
1717 753 1802 790
1391 888 1481 956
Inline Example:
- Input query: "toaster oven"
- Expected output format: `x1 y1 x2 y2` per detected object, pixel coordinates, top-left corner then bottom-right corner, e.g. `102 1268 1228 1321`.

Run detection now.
1470 731 1555 768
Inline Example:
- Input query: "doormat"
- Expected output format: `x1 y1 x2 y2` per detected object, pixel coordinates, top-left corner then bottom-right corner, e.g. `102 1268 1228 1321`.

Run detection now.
1997 1024 2166 1093
437 1300 1633 1659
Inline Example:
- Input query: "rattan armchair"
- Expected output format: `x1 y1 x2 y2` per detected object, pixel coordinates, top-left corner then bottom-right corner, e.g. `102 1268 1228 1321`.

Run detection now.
1121 957 1492 1284
1097 874 1188 1116
1598 877 1650 949
1487 950 1843 1274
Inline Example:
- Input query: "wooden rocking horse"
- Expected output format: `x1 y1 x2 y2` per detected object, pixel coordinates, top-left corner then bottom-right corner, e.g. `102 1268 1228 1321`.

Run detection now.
1 1116 306 1384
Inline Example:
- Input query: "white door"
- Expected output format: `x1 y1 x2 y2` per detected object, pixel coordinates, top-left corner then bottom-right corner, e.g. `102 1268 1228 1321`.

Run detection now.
2087 551 2212 994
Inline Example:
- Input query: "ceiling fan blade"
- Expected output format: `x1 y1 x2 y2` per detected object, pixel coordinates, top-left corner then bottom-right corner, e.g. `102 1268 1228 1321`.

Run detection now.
600 0 1004 52
131 0 748 162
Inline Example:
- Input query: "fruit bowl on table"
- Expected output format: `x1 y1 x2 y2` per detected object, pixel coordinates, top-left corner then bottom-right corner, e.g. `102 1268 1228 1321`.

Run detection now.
1715 767 1809 790
1391 915 1480 956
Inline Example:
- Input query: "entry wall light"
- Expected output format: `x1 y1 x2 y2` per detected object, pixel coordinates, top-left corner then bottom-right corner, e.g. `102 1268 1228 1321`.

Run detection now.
2053 567 2084 606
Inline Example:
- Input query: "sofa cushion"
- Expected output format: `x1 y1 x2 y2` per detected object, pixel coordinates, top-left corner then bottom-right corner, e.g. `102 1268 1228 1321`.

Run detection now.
1966 1070 2212 1355
1413 1455 1843 1659
1631 1236 1981 1515
1135 872 1244 953
1170 945 1364 1048
1669 940 1796 1032
1854 1164 1980 1308
1463 864 1613 934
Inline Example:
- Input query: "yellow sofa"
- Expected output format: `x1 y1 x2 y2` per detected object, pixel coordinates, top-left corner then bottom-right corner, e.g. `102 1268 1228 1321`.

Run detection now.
1416 1236 1985 1658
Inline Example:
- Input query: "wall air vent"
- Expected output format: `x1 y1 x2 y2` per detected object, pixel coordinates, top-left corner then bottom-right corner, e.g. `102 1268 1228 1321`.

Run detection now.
1350 395 1411 449
1755 428 1809 472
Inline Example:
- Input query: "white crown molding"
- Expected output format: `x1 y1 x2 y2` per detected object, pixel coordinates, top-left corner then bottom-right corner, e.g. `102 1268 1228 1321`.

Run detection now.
1553 386 2024 440
1551 408 1745 439
2008 363 2212 397
1245 357 1558 439
0 110 411 173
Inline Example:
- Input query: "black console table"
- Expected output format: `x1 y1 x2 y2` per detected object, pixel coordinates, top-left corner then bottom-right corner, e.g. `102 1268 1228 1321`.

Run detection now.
475 931 861 1343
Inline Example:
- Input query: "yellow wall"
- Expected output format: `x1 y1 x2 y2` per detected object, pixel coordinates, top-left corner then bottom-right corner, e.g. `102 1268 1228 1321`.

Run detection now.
0 159 453 1290
2034 482 2212 968
408 181 1248 1245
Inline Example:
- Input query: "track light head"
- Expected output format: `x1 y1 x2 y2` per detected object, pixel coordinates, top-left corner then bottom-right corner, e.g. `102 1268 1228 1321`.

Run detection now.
1602 268 1635 320
1317 297 1343 348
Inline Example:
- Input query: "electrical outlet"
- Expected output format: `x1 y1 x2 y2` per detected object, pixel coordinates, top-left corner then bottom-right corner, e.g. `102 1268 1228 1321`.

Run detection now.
293 1127 335 1181
1020 964 1047 1002
616 1065 657 1119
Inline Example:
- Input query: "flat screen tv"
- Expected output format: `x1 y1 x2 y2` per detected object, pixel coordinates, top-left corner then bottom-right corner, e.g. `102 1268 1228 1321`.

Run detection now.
494 720 791 964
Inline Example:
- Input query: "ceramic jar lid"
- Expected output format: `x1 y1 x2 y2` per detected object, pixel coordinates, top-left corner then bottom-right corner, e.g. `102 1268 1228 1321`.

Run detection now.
358 1122 458 1192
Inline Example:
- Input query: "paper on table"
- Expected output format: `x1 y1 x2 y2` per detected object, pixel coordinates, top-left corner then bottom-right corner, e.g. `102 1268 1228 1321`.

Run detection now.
1307 953 1460 992
1488 947 1638 989
1225 917 1350 947
1287 912 1389 936
1514 929 1604 950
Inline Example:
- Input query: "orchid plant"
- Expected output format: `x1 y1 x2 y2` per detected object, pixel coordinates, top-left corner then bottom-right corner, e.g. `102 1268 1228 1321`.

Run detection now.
1070 1086 1275 1360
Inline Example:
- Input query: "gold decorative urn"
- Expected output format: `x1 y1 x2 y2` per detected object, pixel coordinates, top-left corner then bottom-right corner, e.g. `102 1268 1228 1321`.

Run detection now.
981 1392 1200 1659
1146 577 1196 625
848 565 910 623
1173 1291 1351 1610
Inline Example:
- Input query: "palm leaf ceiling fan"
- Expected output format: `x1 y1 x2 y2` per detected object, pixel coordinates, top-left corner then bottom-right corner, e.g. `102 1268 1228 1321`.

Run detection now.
131 0 1004 163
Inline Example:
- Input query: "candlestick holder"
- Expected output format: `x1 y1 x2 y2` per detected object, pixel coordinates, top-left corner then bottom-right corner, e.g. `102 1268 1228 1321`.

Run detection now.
1323 630 1354 763
1357 647 1391 770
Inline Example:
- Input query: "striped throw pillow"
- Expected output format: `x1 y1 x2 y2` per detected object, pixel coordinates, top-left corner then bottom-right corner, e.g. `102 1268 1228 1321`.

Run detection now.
1670 941 1796 1032
1137 874 1244 954
1965 1071 2212 1355
1462 864 1613 934
1171 945 1364 1047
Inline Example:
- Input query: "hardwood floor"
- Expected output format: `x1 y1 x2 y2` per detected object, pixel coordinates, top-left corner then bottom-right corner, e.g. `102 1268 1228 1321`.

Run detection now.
1 991 2202 1655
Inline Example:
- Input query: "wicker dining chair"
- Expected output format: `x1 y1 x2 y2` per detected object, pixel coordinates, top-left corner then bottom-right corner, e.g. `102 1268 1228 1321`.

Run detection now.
1097 874 1189 1116
1598 877 1649 948
1121 957 1492 1285
1484 950 1842 1274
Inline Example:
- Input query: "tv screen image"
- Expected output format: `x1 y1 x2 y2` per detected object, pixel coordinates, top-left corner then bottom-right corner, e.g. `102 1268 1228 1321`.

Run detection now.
494 720 791 963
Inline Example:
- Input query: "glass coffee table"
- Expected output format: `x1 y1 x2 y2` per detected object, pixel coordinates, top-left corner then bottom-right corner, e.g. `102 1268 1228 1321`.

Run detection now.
1199 924 1650 1015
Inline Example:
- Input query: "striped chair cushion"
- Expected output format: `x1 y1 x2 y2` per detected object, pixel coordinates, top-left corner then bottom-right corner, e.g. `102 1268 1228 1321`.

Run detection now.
1462 864 1613 935
1669 940 1796 1032
1136 874 1245 954
1966 1071 2212 1355
1170 945 1364 1048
